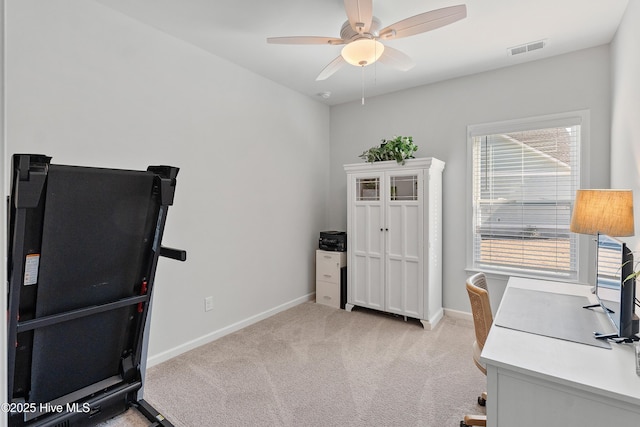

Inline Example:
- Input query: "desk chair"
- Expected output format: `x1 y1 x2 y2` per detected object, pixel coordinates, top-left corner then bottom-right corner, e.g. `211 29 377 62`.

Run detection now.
461 272 493 427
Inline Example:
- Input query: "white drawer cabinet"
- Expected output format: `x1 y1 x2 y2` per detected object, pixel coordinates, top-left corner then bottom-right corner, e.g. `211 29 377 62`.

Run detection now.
315 250 346 309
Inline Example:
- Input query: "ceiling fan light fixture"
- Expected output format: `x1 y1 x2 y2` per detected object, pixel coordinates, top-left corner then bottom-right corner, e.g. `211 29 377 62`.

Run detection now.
341 39 385 66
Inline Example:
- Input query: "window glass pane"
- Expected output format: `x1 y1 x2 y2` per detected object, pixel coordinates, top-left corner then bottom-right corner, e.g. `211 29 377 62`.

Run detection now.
390 175 417 201
357 177 379 201
472 124 580 278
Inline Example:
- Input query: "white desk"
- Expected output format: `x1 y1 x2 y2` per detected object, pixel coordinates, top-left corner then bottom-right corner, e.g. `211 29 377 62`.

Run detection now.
481 277 640 427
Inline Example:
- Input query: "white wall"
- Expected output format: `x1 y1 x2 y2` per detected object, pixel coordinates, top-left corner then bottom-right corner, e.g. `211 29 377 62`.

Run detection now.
328 46 612 313
3 0 330 365
611 1 640 252
611 1 640 303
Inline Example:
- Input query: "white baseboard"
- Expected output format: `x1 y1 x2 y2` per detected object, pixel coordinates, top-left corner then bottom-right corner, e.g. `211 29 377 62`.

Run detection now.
443 308 473 322
146 292 316 367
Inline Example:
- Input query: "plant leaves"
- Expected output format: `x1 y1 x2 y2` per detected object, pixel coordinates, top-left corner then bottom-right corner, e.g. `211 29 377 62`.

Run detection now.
359 135 418 164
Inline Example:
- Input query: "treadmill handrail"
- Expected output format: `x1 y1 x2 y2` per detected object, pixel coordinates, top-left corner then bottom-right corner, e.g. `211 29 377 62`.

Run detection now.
16 295 149 333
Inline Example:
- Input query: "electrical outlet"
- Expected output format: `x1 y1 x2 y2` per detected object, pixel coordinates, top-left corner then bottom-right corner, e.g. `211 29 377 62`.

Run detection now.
204 296 213 312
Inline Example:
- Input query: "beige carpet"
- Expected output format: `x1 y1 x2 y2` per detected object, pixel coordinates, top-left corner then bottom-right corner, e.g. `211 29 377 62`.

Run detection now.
104 302 486 426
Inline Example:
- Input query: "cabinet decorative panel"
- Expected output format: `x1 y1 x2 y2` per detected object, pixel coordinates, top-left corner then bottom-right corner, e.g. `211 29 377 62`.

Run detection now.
344 158 445 329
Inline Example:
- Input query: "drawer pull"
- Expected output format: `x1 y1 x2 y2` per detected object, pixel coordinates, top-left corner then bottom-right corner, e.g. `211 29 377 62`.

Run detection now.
324 255 332 259
323 296 332 300
323 274 332 278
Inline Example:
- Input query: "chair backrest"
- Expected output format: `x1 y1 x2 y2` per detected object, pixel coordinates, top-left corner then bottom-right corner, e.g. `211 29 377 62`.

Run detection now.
466 272 493 351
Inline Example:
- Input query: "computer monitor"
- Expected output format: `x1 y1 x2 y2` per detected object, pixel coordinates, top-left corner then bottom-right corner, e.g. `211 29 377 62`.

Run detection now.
595 233 637 339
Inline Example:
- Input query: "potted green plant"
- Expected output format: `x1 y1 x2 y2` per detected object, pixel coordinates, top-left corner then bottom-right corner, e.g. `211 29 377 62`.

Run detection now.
359 135 418 164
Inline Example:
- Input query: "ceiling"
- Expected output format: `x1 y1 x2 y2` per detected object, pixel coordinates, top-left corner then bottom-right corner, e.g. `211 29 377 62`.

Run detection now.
96 0 629 106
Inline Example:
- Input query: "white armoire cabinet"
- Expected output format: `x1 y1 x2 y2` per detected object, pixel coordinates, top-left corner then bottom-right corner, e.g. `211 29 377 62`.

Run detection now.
344 158 445 330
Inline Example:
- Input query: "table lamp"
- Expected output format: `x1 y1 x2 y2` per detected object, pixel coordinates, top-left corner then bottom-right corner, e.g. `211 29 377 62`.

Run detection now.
570 189 634 237
570 189 635 292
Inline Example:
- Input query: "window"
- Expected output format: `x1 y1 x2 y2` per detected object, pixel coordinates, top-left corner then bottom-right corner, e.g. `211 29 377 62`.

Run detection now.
468 112 585 279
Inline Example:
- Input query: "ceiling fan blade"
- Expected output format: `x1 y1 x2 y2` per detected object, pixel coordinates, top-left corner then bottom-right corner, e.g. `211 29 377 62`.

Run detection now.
378 46 415 71
379 4 467 40
316 56 346 81
343 0 373 33
267 36 344 45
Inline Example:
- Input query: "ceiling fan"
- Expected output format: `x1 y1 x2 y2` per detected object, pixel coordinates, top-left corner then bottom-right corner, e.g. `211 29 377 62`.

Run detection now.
267 0 467 81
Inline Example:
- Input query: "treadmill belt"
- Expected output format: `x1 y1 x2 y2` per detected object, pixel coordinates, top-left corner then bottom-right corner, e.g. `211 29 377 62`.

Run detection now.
35 165 156 316
30 308 133 403
29 165 156 403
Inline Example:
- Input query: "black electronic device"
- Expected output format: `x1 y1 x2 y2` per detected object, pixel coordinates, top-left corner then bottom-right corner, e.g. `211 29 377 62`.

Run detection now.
6 154 186 426
319 231 347 252
588 233 638 341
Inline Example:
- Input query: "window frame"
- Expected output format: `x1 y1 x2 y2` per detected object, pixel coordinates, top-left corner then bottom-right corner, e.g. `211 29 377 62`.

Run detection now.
466 110 591 282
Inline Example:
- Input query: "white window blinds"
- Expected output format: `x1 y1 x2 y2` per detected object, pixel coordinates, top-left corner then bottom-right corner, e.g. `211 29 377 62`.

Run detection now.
471 118 581 279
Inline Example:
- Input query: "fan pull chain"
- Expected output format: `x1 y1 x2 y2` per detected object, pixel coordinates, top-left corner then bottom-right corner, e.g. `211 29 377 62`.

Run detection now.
361 65 365 105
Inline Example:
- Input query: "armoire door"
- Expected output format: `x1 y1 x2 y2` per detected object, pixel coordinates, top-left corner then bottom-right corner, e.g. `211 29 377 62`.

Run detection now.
385 170 424 318
350 173 385 310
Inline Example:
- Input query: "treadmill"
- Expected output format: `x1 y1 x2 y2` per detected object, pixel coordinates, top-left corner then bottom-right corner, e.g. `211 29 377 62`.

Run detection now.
6 154 186 427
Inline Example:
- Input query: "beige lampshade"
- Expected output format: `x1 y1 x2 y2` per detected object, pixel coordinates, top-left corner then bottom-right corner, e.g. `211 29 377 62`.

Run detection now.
570 189 635 236
341 39 384 66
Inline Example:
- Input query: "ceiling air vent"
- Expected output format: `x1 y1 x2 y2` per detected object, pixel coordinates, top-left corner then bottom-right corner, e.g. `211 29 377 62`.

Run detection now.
508 39 547 56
